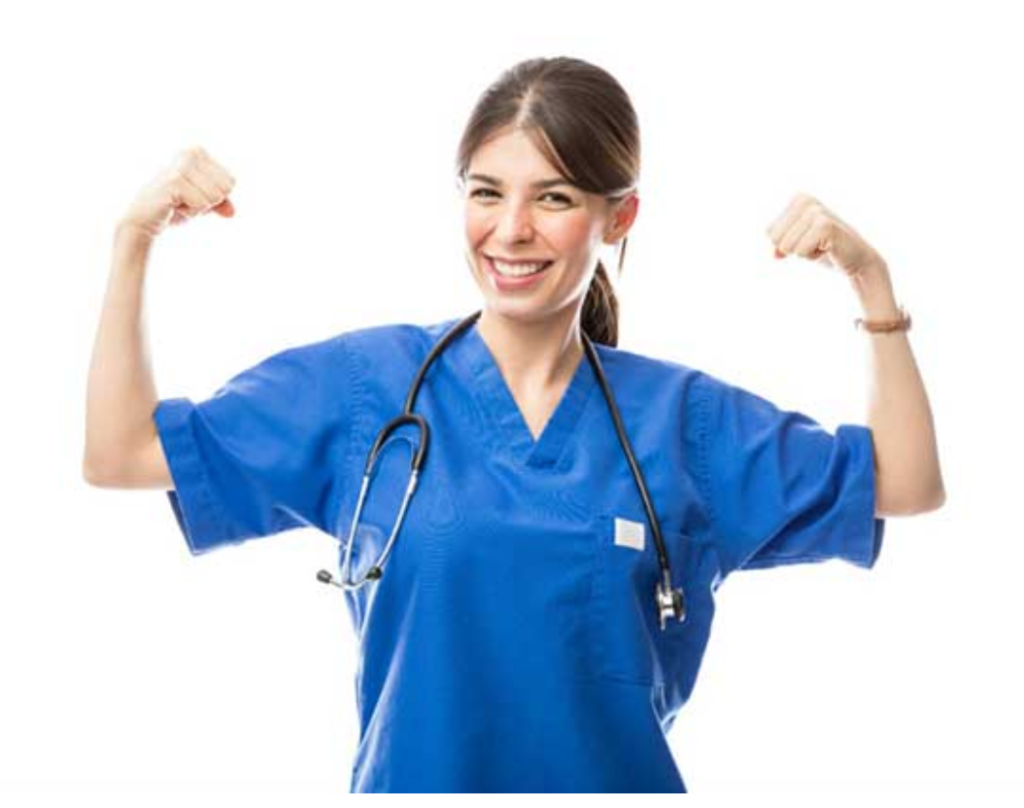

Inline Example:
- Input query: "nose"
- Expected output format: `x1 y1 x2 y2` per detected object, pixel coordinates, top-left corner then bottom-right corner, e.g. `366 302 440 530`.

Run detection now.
495 197 536 244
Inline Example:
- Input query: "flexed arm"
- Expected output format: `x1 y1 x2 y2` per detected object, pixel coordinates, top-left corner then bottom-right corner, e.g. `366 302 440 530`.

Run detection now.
83 147 236 488
766 193 946 517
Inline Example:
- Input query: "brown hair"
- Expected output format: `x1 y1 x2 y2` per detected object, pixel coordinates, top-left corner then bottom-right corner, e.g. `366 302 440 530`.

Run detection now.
454 57 641 347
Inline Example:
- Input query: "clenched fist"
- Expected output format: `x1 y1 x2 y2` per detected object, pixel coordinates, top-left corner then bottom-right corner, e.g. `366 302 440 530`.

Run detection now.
119 146 236 241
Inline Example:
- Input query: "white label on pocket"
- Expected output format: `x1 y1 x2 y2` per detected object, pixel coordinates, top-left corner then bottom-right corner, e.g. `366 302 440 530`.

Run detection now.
614 517 645 551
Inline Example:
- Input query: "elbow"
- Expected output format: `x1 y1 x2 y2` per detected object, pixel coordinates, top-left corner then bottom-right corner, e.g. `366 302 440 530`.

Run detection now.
82 457 107 487
916 469 948 513
876 481 947 517
83 438 105 486
922 484 947 513
82 452 119 488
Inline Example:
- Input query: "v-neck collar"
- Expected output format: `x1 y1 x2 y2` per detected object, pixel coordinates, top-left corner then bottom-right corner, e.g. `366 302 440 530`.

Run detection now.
447 318 597 470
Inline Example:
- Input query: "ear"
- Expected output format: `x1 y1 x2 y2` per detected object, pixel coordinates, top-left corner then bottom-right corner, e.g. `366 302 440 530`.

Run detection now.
604 193 640 244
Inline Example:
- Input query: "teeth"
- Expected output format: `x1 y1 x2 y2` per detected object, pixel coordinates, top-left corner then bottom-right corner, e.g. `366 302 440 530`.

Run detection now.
491 258 552 277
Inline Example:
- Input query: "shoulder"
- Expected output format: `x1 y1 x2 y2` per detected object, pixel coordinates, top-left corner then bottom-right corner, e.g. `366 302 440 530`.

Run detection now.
606 343 774 412
263 318 457 367
592 341 710 399
340 318 457 353
219 320 456 397
592 342 786 436
334 317 461 372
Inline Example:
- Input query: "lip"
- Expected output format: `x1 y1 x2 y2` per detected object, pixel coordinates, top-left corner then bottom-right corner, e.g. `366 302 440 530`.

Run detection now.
485 253 556 264
483 254 554 290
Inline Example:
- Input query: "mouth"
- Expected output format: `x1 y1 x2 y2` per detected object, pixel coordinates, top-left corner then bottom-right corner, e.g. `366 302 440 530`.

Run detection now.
479 254 552 286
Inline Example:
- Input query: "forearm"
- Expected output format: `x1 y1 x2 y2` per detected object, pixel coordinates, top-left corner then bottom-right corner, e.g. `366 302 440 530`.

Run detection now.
851 263 945 515
83 224 160 479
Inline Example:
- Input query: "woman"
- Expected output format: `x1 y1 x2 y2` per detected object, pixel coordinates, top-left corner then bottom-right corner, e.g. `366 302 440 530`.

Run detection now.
84 56 945 793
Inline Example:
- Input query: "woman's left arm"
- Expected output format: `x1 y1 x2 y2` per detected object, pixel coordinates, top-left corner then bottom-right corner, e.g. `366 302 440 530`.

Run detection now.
767 193 946 517
850 261 945 516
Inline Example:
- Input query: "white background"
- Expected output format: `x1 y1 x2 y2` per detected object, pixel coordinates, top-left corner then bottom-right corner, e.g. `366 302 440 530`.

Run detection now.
1 0 1020 800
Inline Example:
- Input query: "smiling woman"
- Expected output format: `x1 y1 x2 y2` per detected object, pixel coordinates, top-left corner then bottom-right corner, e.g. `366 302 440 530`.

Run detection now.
454 58 640 358
83 54 938 796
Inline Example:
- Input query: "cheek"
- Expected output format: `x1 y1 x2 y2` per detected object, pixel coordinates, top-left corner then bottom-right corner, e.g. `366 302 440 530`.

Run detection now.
465 210 489 245
463 209 595 253
549 215 596 252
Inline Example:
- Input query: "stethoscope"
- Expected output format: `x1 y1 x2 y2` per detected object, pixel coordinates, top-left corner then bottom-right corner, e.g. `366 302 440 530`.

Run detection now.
317 310 686 631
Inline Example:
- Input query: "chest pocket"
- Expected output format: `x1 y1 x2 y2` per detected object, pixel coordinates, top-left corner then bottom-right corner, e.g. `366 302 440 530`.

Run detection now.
588 514 722 701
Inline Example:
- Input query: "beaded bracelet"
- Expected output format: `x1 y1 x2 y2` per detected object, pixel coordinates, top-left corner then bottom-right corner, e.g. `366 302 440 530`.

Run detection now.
854 305 912 333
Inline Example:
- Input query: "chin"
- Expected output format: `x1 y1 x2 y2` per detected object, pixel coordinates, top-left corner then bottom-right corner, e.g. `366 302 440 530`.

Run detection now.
487 296 575 327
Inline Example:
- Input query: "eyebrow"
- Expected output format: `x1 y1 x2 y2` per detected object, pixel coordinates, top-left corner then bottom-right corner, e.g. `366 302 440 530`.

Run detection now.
466 173 574 190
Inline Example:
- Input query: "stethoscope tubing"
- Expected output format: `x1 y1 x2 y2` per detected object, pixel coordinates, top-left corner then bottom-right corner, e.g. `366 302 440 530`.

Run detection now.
332 310 686 629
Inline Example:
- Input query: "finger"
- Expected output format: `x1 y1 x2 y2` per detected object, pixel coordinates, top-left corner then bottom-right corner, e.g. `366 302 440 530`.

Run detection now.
777 205 819 255
195 152 237 199
170 147 233 214
179 162 225 211
166 172 211 221
766 192 816 245
212 197 236 217
169 207 190 226
792 218 835 260
194 154 237 217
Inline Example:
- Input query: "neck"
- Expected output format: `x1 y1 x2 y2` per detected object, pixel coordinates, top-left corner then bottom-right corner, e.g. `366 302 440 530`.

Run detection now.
476 306 584 392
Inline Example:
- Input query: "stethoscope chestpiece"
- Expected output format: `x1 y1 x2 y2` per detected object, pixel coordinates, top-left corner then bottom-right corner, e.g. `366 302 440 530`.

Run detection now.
656 571 686 631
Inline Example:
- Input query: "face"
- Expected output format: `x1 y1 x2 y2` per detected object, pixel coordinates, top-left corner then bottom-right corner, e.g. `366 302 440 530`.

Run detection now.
460 126 638 326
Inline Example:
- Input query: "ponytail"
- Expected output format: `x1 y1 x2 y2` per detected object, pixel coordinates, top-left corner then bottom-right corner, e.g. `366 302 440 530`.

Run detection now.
581 234 628 348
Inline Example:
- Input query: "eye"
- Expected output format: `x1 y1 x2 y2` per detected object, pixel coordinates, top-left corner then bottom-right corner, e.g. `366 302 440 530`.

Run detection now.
469 188 573 205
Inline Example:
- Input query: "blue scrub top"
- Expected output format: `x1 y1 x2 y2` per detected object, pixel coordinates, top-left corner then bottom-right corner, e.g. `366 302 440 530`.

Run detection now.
153 316 886 793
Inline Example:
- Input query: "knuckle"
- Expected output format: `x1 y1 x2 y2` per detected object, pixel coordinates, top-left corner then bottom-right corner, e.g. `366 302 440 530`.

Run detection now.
178 146 203 169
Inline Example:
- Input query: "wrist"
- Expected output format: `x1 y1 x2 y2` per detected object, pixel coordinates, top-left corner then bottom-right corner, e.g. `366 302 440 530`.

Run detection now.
114 219 157 249
111 221 156 277
851 261 901 319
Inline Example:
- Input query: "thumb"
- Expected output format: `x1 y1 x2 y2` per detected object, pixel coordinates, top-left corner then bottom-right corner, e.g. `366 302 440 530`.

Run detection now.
212 198 235 217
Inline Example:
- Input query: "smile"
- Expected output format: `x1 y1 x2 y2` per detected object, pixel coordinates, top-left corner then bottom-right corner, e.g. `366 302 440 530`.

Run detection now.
483 255 555 289
485 255 554 277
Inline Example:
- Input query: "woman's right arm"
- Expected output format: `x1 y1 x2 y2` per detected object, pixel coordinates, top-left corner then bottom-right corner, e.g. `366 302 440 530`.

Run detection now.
83 147 236 489
82 226 168 488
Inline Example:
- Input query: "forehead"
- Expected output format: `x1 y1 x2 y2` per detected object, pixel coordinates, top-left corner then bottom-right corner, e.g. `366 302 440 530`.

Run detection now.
468 127 569 184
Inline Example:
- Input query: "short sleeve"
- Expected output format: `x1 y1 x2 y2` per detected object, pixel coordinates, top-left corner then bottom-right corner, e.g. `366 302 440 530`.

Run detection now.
152 334 354 556
696 371 885 579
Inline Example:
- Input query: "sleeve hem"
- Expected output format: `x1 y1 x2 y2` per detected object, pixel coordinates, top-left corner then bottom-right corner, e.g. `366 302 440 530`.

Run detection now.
695 374 885 575
694 373 729 573
326 333 362 545
737 424 885 571
838 423 886 570
153 397 235 555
